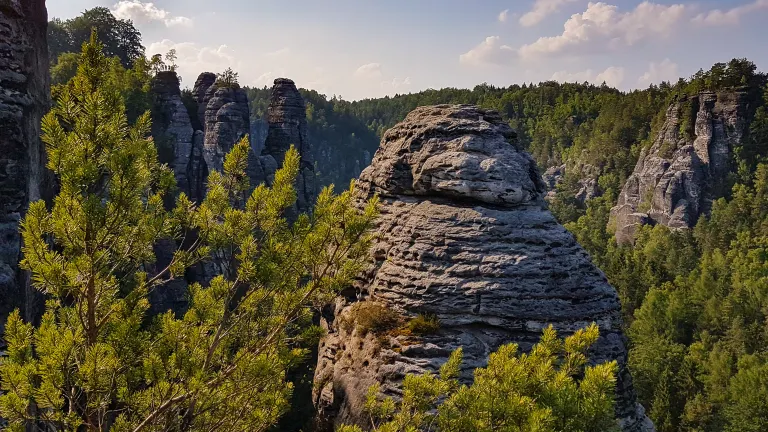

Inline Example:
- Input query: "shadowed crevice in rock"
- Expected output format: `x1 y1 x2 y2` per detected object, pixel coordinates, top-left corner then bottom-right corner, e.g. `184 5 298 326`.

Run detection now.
313 104 654 432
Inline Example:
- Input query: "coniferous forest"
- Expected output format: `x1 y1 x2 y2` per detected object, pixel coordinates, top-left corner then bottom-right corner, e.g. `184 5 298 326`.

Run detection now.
1 5 768 432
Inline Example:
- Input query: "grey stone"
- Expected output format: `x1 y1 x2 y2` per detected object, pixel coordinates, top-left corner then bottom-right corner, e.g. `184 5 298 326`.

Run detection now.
0 0 50 327
264 78 316 216
611 92 747 244
542 163 600 204
151 71 195 196
542 164 565 195
188 130 207 203
313 105 653 432
202 84 265 188
193 72 216 129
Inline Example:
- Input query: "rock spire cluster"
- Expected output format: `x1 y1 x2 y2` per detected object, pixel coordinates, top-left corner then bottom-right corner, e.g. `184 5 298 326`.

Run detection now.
611 92 748 243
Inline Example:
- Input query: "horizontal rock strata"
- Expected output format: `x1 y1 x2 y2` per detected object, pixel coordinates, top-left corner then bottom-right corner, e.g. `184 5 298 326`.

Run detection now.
313 104 654 432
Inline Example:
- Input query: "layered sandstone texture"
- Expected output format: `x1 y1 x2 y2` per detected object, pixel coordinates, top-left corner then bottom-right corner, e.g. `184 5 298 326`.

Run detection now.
151 71 195 196
0 0 50 326
612 92 748 244
313 104 654 432
264 78 316 215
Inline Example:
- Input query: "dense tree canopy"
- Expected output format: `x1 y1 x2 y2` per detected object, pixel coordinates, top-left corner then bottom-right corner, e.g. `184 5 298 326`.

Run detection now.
48 7 143 68
562 81 768 431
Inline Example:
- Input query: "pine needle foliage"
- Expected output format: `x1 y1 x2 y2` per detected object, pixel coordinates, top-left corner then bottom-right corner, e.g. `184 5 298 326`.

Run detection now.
339 324 619 432
0 32 378 432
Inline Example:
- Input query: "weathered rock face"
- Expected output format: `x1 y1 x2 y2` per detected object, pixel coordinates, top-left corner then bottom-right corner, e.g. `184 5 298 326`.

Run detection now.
202 84 262 185
542 164 566 199
542 163 600 204
151 71 195 196
611 92 748 244
188 130 208 203
193 72 216 128
313 105 654 432
0 0 50 328
264 78 315 215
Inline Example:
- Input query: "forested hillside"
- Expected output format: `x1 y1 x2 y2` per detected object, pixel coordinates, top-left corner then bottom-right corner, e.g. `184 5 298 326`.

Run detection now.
246 61 768 432
38 6 768 431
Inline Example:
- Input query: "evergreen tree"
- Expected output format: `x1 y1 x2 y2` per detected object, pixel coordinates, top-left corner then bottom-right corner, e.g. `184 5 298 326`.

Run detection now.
0 33 378 432
340 324 619 432
216 68 240 89
0 31 185 432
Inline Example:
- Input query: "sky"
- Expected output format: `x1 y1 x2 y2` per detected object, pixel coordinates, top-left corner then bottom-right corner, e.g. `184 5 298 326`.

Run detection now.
48 0 768 101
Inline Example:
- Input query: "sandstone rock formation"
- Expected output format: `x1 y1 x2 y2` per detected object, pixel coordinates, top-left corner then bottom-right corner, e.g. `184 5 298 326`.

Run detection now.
193 72 216 128
265 78 316 215
0 0 50 328
201 83 268 190
542 163 600 204
542 164 566 200
611 92 747 244
313 105 654 432
151 71 195 195
188 130 207 203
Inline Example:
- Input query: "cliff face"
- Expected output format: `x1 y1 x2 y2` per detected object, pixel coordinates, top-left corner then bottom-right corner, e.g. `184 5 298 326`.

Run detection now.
0 0 50 327
542 163 600 204
313 105 653 432
202 85 251 170
265 78 316 215
151 71 195 196
611 92 748 244
193 72 216 128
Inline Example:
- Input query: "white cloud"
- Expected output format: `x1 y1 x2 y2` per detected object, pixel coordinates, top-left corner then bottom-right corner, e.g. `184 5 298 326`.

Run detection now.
520 0 578 27
639 59 680 85
354 63 383 79
459 36 515 66
519 1 688 58
692 0 768 26
498 9 509 23
146 40 237 82
595 66 626 88
253 71 284 87
111 1 192 27
164 16 193 27
551 66 626 88
381 77 412 91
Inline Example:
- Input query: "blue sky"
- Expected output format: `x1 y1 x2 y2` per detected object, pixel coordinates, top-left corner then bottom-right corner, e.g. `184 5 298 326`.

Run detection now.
48 0 768 100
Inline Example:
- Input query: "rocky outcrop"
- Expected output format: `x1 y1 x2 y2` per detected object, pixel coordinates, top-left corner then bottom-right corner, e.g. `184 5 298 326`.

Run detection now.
202 83 265 187
151 71 195 196
542 163 600 204
611 92 748 244
265 78 316 215
193 72 216 128
250 118 268 156
188 130 207 203
313 105 653 432
542 164 566 200
0 0 50 329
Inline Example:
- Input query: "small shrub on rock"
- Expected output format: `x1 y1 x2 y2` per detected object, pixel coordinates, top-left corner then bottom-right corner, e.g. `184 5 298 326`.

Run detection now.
343 302 400 335
406 313 440 335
